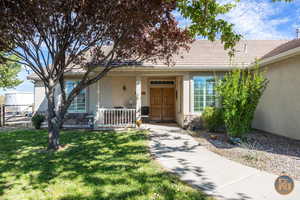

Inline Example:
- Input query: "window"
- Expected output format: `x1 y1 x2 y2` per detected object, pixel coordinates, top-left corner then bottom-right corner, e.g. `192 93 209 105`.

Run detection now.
193 76 216 112
150 80 175 85
66 81 87 113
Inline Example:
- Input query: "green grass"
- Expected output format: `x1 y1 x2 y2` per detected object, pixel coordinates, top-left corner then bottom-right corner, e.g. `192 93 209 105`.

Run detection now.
0 129 212 200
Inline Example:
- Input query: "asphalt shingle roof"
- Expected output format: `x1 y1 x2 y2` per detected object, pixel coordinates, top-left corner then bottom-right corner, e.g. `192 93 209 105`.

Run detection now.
28 39 295 80
143 40 289 67
261 39 300 59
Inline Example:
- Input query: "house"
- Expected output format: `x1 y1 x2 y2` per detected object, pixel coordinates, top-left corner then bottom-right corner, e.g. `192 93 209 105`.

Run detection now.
28 39 300 140
253 39 300 140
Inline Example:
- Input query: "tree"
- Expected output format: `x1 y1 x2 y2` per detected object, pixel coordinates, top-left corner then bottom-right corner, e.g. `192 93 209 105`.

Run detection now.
216 64 268 138
0 54 22 89
0 0 241 150
177 0 241 55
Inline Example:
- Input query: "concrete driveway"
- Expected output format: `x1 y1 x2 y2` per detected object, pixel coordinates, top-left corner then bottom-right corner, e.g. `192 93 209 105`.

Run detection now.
146 123 300 200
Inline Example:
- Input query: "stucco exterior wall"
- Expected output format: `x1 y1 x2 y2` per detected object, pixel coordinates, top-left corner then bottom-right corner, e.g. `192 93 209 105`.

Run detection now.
98 76 136 108
88 82 98 114
112 77 136 107
253 55 300 140
33 81 47 112
141 77 148 107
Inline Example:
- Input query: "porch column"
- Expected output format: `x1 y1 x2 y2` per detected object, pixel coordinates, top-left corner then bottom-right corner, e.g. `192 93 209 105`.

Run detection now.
97 79 100 110
182 73 190 115
136 76 142 121
96 79 103 124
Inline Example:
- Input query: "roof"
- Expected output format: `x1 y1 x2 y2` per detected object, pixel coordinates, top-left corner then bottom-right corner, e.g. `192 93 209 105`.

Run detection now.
27 39 293 80
142 40 289 68
261 39 300 59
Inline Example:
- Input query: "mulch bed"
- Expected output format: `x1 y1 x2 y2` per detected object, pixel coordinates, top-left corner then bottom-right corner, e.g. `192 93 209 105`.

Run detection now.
189 129 300 180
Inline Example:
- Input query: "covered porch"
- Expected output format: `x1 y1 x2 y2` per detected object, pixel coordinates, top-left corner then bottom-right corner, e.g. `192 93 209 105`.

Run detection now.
89 71 190 128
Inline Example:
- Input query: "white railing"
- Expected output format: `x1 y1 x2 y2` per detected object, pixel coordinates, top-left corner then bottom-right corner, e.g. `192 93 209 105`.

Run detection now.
96 108 136 128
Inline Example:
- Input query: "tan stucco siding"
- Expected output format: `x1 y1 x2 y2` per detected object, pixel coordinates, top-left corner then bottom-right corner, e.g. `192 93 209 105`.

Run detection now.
98 76 136 108
111 76 136 107
141 77 148 107
88 82 98 113
253 55 300 140
99 77 112 108
34 81 47 112
33 81 63 113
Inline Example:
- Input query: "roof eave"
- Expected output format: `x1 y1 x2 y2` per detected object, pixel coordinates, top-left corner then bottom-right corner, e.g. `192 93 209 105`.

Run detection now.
27 65 237 81
250 46 300 68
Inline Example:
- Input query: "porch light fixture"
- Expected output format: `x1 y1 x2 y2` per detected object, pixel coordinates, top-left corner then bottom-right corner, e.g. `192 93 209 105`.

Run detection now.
122 85 126 91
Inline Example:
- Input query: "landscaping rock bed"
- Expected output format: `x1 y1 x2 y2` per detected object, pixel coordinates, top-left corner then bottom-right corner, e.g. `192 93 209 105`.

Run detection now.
189 129 300 180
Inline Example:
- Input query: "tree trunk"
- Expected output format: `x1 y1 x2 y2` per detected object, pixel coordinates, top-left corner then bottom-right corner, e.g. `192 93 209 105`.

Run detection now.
48 119 60 150
47 85 61 150
46 82 70 150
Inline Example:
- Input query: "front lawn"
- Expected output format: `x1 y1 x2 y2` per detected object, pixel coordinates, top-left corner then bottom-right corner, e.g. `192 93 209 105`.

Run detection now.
0 129 212 200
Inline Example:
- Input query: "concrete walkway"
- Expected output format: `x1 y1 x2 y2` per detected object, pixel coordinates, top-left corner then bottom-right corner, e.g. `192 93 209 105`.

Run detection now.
146 123 299 200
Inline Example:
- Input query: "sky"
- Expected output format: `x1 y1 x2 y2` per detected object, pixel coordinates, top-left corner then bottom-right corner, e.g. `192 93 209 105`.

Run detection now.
1 0 299 95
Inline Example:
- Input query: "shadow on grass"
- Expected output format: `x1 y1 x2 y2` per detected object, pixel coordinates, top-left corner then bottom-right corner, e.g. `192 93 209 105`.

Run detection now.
0 129 210 200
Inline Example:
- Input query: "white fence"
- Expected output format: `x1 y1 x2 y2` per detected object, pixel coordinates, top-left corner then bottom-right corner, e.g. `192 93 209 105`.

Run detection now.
96 108 136 128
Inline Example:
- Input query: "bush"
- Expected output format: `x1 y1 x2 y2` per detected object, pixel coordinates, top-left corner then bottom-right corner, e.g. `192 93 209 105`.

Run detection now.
216 64 268 138
31 114 45 129
202 106 224 132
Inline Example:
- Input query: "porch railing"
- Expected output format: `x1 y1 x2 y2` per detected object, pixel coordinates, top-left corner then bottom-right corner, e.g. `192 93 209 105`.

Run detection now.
96 108 136 128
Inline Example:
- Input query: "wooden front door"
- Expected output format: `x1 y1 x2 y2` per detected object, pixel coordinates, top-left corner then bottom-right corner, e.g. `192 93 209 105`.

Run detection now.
150 88 175 121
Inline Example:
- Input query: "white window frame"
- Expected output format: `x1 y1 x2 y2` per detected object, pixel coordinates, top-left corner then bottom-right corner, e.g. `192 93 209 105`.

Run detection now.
65 80 88 113
191 75 218 114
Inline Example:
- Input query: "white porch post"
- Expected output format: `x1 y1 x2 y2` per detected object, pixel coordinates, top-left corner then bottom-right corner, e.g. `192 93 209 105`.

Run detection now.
97 79 100 110
136 76 142 121
183 74 190 115
96 79 103 124
182 74 190 126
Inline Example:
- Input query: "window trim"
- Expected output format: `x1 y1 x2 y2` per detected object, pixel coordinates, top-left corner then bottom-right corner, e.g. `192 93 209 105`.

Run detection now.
191 75 218 114
148 78 175 88
65 80 88 113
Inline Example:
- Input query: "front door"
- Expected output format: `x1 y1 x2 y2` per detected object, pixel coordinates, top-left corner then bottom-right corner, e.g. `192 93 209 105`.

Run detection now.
150 88 175 121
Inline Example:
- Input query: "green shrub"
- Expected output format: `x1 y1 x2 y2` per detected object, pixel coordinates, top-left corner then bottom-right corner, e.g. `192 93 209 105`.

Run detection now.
202 106 224 132
31 114 45 129
216 64 268 137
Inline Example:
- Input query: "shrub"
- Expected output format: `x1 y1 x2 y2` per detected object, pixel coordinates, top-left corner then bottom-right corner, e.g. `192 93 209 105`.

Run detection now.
216 64 268 138
202 106 224 132
31 114 45 129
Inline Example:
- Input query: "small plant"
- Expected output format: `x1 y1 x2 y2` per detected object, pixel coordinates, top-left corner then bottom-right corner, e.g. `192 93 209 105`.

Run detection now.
242 154 259 162
31 114 45 129
202 106 224 132
216 63 268 138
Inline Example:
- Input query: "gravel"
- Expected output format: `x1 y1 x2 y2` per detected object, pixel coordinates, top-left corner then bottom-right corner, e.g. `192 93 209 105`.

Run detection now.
189 129 300 180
